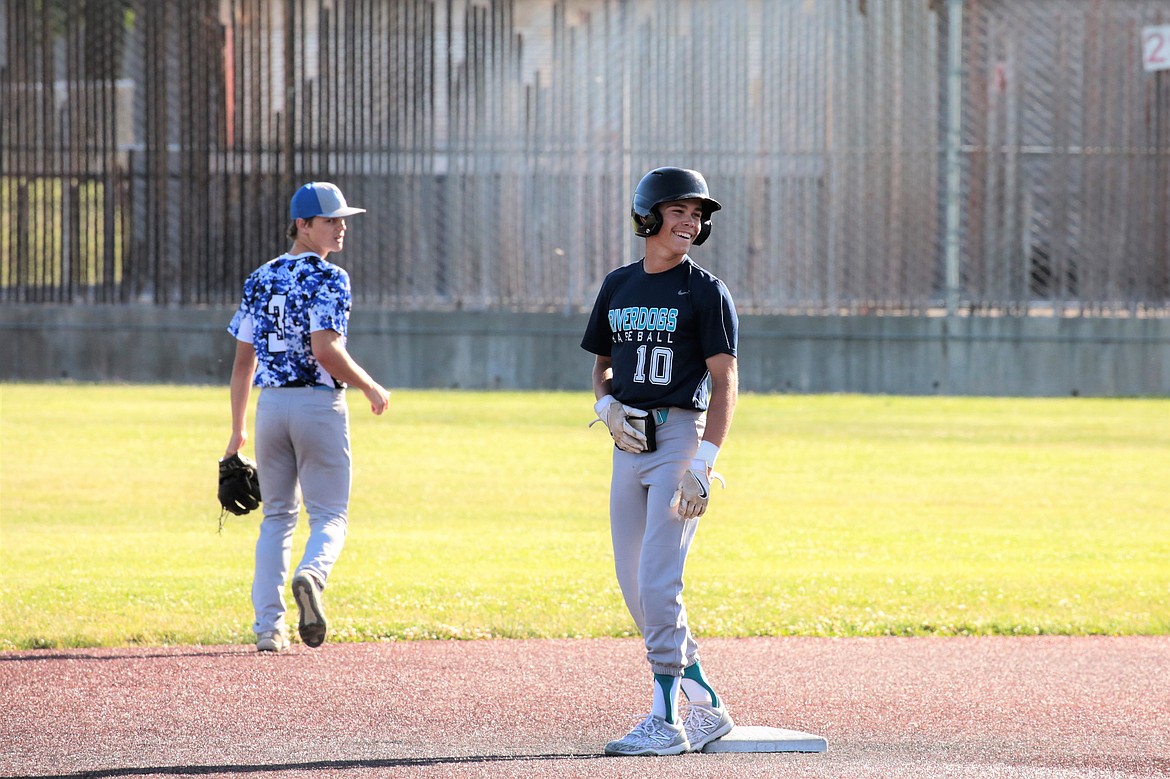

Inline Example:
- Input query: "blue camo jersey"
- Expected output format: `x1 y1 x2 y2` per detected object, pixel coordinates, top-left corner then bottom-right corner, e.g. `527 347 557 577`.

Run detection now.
228 252 352 388
581 257 738 411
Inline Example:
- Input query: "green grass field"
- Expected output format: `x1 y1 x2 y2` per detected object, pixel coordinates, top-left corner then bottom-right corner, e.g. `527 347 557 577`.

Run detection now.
1 384 1167 650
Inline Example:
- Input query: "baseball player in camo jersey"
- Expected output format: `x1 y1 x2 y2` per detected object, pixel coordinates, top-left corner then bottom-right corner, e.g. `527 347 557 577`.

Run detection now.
224 182 390 653
582 167 739 756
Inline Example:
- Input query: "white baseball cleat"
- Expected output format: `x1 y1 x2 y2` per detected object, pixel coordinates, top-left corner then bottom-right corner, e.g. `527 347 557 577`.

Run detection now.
604 714 690 756
683 702 734 751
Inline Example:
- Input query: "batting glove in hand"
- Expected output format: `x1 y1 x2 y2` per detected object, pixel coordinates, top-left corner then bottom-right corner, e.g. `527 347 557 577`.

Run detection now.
590 394 649 453
671 459 727 519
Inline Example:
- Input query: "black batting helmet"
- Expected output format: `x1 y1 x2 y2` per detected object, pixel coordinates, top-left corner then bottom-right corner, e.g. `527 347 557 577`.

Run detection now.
631 167 722 246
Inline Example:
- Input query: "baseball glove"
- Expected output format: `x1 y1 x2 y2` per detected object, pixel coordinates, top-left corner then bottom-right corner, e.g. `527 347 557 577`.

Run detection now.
217 452 261 530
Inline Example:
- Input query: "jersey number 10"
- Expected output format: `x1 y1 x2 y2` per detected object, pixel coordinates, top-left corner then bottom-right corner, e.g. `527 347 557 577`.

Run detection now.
633 345 673 386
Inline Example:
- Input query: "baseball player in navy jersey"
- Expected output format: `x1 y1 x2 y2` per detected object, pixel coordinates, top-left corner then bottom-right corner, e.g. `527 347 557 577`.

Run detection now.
582 167 740 756
224 181 391 653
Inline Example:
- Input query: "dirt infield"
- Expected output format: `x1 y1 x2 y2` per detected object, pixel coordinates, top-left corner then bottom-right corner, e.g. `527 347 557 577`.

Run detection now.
2 636 1167 779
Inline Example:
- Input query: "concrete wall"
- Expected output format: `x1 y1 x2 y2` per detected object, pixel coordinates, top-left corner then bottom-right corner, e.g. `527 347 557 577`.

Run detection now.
1 305 1167 397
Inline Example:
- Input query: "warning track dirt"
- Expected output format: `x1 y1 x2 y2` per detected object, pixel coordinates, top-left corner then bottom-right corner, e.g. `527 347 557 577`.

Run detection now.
2 636 1167 779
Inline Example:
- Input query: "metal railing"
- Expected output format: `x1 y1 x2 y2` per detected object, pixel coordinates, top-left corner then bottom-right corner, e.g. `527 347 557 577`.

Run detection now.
1 0 1167 316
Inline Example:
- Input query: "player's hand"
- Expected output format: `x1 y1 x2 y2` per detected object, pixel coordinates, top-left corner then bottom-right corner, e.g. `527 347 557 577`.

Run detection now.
671 459 727 519
224 431 247 460
592 394 648 453
364 383 391 415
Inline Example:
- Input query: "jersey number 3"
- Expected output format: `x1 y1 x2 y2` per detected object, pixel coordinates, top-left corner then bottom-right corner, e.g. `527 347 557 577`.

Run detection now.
633 345 673 385
266 294 289 353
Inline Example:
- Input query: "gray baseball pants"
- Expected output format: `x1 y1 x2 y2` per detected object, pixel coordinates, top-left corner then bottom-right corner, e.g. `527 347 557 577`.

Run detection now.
609 407 705 676
252 387 351 636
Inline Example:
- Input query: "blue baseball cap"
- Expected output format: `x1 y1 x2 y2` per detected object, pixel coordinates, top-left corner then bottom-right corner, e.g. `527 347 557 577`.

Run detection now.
289 182 366 220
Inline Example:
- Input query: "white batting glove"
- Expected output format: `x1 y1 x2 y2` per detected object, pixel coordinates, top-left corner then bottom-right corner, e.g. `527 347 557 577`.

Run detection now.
590 394 649 454
671 442 727 519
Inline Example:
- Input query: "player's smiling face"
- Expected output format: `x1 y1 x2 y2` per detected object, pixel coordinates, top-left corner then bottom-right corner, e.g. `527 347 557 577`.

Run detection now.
643 198 704 272
656 199 703 249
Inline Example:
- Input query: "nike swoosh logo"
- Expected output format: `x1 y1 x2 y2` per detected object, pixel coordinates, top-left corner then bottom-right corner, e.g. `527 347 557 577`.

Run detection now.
698 485 708 499
677 290 689 296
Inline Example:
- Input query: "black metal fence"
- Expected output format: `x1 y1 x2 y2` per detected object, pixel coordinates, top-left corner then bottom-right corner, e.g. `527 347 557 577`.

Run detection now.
2 0 1168 315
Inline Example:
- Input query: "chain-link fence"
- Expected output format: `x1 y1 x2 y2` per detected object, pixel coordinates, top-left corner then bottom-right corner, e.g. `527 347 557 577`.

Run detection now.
2 0 1168 315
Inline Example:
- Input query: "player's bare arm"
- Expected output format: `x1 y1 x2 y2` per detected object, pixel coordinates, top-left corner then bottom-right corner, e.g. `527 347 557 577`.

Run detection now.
702 352 739 449
310 329 391 415
671 353 736 519
592 355 615 400
225 340 258 458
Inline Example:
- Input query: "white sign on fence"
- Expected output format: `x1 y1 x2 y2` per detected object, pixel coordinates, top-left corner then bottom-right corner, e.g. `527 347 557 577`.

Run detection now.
1143 26 1170 72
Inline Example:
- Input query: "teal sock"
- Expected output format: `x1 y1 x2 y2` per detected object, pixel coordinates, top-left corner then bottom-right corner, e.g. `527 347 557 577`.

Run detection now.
681 662 720 708
651 673 681 724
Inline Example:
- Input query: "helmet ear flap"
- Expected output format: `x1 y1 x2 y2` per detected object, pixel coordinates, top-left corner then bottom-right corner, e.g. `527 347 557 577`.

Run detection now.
632 206 663 238
692 219 712 246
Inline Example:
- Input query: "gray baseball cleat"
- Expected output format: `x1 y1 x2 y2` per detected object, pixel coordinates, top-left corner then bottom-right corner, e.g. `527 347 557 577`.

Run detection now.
255 629 289 653
683 702 734 751
604 714 690 756
291 572 327 648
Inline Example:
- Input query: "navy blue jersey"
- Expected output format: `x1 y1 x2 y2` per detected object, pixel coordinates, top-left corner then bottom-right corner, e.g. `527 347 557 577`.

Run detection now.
228 252 351 388
581 257 738 411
